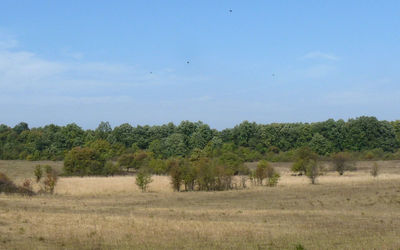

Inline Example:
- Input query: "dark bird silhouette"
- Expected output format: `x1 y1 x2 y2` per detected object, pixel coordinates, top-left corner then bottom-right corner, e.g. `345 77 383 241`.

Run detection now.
229 9 232 13
187 61 190 64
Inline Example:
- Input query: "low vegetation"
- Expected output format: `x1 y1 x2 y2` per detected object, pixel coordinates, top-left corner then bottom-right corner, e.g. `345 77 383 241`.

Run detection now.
0 172 34 196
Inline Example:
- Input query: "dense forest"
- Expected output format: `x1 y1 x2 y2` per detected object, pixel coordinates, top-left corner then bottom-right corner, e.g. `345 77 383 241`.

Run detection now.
1 116 399 162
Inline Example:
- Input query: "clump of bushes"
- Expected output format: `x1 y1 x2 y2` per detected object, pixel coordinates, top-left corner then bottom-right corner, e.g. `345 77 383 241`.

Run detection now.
0 172 35 196
169 157 249 192
252 160 280 186
33 165 59 194
251 160 280 187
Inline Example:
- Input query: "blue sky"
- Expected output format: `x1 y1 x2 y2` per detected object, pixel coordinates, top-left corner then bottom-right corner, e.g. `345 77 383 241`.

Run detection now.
1 1 399 129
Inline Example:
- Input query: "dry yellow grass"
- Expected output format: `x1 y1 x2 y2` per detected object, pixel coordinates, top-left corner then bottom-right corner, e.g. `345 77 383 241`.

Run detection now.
1 160 400 249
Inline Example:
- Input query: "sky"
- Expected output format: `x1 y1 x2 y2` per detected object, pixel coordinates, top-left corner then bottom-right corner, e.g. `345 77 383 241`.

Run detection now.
1 0 400 130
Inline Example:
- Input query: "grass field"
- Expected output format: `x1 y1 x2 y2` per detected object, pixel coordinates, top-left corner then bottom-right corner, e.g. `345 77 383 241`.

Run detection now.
1 161 400 249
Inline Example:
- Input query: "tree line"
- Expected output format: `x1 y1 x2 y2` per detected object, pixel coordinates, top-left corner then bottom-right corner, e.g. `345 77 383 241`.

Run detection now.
1 116 399 162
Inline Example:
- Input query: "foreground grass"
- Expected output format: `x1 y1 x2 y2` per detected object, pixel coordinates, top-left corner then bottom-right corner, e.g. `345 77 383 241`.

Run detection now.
0 162 400 249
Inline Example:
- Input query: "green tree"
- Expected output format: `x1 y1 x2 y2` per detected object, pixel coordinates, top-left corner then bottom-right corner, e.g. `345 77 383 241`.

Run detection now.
87 139 113 160
64 147 105 176
164 133 188 157
292 146 318 175
309 133 333 155
13 122 29 134
95 121 112 140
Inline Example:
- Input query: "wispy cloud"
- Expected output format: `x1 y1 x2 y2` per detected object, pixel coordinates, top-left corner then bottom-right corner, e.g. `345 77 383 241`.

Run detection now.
302 51 339 61
302 64 336 78
0 40 180 92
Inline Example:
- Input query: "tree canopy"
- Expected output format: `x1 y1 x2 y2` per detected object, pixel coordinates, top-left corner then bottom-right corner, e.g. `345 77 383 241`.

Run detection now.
0 117 399 161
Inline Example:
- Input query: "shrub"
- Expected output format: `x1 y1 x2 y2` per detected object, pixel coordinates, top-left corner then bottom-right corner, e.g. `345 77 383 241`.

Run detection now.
34 165 43 183
265 164 280 187
0 172 35 196
43 167 58 194
195 158 216 191
169 159 183 191
292 147 318 175
182 162 196 191
0 172 16 193
331 152 355 175
118 153 136 172
64 147 105 176
214 165 234 191
255 160 269 185
371 162 379 177
257 162 280 187
148 158 168 175
306 160 319 184
103 161 120 176
267 173 280 187
135 169 153 192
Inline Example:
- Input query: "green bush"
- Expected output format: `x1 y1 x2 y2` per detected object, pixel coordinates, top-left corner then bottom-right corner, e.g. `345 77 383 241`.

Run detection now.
34 165 43 183
148 158 168 175
331 152 355 175
255 160 268 185
292 147 318 175
169 159 183 191
64 147 105 176
43 167 58 194
306 160 319 184
103 161 120 176
135 169 153 192
267 173 280 187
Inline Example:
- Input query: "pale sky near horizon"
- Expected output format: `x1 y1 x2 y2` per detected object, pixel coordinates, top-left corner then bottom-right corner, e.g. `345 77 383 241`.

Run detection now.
1 1 400 130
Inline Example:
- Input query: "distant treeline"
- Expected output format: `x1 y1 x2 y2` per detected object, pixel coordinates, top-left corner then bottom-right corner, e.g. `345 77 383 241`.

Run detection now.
0 116 399 161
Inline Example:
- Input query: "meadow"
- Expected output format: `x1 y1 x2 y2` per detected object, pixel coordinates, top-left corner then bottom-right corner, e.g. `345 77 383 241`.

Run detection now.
0 160 400 249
